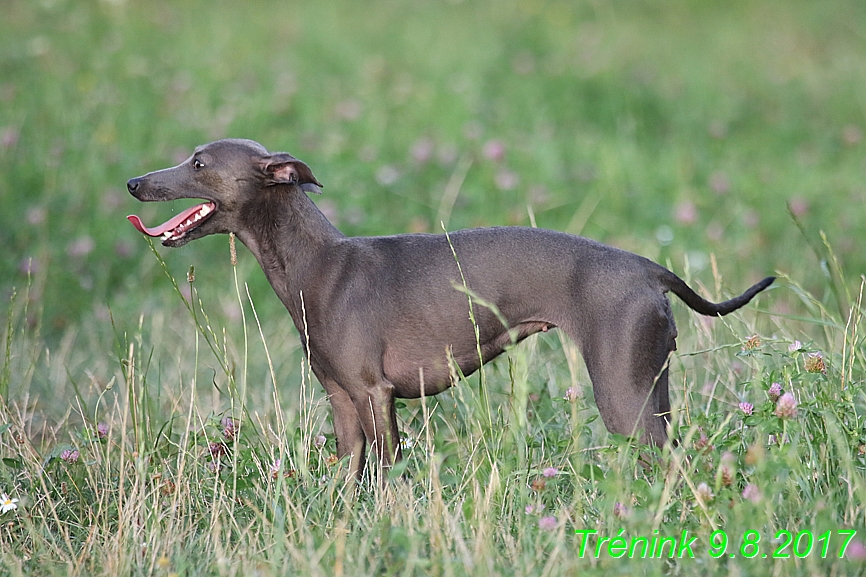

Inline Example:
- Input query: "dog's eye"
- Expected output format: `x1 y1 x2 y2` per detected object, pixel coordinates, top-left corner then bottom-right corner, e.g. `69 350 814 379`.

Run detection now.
192 158 205 170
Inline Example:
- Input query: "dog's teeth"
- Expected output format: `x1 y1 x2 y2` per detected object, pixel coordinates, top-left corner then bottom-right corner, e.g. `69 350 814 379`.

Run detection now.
161 231 172 240
200 205 211 216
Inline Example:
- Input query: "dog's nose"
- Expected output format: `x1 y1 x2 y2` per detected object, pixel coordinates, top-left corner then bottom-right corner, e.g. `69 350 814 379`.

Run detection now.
127 178 141 194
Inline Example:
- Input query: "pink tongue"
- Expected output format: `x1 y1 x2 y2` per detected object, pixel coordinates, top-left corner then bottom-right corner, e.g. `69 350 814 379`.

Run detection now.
127 202 214 236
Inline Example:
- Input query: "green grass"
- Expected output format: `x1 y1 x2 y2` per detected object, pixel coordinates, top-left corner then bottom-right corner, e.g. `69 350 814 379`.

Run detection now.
1 0 866 575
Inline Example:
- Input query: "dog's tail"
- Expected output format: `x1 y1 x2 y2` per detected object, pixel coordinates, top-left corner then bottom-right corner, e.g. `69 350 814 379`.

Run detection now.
661 271 774 316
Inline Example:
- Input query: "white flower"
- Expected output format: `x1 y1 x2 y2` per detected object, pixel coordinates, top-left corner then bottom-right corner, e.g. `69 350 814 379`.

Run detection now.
1 493 19 513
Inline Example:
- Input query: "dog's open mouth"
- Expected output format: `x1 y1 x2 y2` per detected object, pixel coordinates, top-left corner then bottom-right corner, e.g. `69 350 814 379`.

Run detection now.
127 202 216 243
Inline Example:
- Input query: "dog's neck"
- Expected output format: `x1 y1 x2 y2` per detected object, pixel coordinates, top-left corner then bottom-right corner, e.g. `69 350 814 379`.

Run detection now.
235 186 344 325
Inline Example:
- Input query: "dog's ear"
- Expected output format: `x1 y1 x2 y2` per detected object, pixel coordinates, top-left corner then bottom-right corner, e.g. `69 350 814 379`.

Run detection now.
259 153 323 193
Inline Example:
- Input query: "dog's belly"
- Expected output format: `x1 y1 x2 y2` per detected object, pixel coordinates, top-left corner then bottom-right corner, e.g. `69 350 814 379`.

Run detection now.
383 351 456 398
382 334 484 397
382 320 554 398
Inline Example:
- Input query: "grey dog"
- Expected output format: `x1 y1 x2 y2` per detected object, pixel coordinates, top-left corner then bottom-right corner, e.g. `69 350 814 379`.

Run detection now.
127 138 773 478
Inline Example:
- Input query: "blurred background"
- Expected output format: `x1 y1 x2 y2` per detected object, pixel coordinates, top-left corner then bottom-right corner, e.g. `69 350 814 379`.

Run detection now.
1 0 864 409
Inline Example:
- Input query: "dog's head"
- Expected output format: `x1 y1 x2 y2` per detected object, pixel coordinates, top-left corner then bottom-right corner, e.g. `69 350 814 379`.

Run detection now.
126 139 322 247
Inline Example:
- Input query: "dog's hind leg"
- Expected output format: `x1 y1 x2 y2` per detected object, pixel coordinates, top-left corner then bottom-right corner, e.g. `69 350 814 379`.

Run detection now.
566 294 676 447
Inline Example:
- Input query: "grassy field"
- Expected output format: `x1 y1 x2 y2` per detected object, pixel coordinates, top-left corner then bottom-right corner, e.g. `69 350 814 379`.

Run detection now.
1 0 866 575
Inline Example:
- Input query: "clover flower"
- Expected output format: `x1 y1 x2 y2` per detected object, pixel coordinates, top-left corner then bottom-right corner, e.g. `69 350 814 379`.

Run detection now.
542 467 559 478
60 449 80 463
695 431 711 451
742 484 761 504
208 442 228 459
564 387 579 403
719 452 736 487
696 482 714 503
482 140 506 162
804 352 826 374
221 416 237 441
314 434 327 449
742 335 761 351
738 402 754 416
846 540 866 560
745 443 765 466
538 516 557 530
775 392 798 419
767 382 782 402
269 459 281 480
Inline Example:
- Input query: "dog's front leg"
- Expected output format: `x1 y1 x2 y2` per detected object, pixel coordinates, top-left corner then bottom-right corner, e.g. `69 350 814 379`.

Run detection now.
351 379 402 481
318 374 367 480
